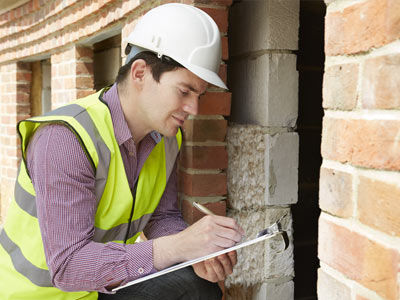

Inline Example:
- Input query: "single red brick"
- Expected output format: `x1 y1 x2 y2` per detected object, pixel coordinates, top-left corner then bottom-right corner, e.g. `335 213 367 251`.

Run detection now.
17 62 31 72
16 83 30 94
7 167 18 178
198 7 228 33
75 46 93 60
181 199 226 224
33 0 40 10
179 171 227 196
182 119 227 142
221 36 228 61
198 92 231 116
16 104 30 115
357 176 400 237
319 167 353 217
319 216 399 300
180 145 228 169
16 71 32 82
76 89 95 99
76 76 94 89
15 7 21 19
321 117 400 171
16 93 30 104
361 53 400 109
323 63 359 110
76 62 94 75
218 63 227 86
325 0 400 55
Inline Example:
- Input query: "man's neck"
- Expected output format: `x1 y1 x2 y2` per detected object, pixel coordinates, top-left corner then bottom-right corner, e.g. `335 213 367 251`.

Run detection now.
116 83 150 144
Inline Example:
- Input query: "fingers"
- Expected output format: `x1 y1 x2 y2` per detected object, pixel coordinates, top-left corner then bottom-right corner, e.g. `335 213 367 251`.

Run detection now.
201 215 245 244
216 254 233 275
214 226 243 244
211 215 245 236
193 252 238 283
227 250 237 267
204 253 236 282
205 258 225 282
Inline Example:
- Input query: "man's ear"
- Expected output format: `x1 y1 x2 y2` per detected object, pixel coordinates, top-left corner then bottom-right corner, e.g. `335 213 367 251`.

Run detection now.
130 59 147 85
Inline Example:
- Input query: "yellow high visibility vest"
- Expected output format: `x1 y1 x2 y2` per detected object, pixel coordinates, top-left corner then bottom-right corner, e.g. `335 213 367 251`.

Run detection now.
0 88 182 299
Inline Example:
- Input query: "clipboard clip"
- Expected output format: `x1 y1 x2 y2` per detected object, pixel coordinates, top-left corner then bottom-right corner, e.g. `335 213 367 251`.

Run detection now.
256 213 289 252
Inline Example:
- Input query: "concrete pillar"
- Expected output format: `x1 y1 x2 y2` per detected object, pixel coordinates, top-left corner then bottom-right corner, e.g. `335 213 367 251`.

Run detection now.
226 0 299 298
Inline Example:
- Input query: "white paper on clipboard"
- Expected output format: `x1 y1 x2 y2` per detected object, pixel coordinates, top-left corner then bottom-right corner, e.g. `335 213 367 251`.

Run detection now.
112 232 280 292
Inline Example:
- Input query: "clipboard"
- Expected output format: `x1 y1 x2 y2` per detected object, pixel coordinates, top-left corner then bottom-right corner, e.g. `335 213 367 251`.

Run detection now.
112 216 289 292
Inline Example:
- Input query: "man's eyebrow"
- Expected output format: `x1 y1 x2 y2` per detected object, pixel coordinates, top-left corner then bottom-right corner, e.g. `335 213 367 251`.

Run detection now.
178 82 206 95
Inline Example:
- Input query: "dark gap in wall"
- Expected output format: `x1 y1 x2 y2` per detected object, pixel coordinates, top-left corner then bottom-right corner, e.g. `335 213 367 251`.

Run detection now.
93 34 121 91
294 0 325 299
30 59 51 117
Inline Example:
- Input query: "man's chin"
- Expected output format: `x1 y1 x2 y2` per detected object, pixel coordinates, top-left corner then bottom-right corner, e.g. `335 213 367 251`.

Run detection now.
159 126 179 137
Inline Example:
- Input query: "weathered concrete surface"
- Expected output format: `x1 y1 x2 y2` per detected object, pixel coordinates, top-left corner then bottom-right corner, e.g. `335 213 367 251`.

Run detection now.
227 124 298 209
226 280 294 300
225 207 294 286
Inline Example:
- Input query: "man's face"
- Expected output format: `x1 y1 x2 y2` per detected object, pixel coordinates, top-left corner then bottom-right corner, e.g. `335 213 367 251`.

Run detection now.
140 67 208 137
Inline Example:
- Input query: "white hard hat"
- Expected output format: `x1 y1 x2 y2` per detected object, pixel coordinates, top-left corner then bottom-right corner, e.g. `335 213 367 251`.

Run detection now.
125 3 227 89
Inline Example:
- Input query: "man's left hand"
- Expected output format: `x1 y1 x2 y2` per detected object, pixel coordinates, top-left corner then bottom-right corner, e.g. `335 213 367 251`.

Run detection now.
192 250 237 282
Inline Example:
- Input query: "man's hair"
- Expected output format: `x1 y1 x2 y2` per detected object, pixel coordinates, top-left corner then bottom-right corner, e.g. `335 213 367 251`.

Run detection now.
115 51 184 84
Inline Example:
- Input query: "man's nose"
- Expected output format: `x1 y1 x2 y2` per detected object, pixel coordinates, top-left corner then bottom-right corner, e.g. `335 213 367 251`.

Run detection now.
183 96 198 116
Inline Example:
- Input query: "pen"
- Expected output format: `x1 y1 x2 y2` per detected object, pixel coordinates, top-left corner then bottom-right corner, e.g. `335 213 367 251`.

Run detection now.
193 202 216 216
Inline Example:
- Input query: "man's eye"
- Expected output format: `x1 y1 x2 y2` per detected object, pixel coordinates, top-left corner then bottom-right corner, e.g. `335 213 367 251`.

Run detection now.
180 90 189 96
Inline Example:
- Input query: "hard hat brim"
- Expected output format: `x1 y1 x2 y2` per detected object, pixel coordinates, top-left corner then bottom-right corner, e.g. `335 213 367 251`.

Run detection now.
179 61 228 90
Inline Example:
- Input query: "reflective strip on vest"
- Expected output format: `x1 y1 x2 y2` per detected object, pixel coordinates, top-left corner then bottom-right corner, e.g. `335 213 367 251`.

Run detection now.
44 104 110 201
5 103 111 285
14 104 110 220
14 179 36 217
0 229 52 287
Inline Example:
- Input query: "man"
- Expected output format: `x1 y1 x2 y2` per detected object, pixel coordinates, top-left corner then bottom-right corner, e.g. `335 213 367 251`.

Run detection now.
0 3 244 300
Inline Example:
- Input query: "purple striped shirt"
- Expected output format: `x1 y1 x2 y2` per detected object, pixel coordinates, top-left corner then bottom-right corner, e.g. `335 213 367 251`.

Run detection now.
26 83 187 293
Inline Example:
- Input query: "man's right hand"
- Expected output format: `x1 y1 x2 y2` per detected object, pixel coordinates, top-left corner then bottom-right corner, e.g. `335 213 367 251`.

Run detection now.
153 215 245 270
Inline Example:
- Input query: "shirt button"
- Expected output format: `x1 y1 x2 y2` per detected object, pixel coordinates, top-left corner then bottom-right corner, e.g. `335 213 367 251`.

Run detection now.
129 151 135 157
138 267 144 274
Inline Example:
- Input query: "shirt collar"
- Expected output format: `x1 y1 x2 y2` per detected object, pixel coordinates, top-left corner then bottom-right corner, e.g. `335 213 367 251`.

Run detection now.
102 83 162 145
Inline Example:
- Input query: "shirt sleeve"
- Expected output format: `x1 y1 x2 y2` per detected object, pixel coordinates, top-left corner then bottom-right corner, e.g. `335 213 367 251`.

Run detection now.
143 162 188 240
27 124 157 293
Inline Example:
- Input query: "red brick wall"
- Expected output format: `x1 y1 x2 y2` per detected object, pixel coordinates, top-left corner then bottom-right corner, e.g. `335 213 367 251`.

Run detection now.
319 0 400 299
51 46 94 108
0 62 31 221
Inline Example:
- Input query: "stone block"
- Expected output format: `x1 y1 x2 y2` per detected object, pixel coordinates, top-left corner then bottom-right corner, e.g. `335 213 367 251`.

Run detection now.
225 208 294 286
230 0 299 55
265 132 299 205
229 54 298 127
226 280 294 300
227 125 298 209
